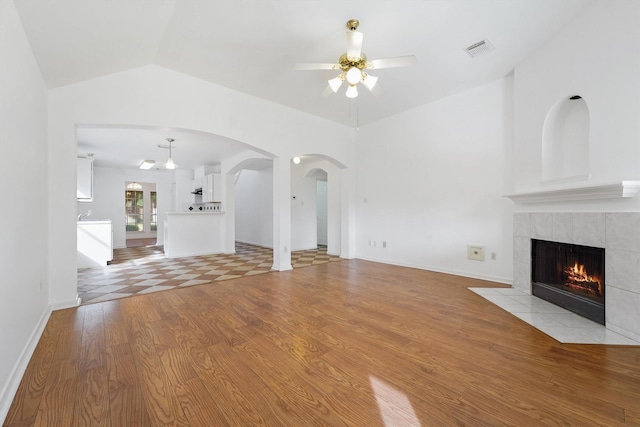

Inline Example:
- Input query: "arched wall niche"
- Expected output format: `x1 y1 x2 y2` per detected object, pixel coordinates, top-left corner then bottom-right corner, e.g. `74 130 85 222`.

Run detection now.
541 95 590 183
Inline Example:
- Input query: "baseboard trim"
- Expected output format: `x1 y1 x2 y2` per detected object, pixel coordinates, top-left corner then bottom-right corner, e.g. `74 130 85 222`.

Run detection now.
0 305 52 425
235 240 273 250
355 256 513 286
49 295 81 311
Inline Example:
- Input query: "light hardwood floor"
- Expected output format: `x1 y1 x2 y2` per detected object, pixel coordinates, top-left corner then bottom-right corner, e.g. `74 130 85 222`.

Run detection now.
5 260 640 426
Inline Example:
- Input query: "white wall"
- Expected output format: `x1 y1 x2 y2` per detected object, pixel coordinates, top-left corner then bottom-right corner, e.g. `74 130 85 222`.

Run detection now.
512 0 640 213
355 78 514 284
235 169 274 247
0 0 50 421
77 166 174 247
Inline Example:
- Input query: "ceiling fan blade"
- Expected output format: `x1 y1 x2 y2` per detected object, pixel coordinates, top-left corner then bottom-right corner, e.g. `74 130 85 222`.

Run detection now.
369 81 385 97
346 30 363 59
368 55 417 69
294 62 340 71
321 85 334 98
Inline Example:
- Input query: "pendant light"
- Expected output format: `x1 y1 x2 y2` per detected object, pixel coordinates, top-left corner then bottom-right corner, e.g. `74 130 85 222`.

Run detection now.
165 138 177 169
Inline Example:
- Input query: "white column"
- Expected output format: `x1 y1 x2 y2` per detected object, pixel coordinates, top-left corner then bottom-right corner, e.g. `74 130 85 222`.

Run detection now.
272 157 292 271
340 167 356 259
223 173 236 253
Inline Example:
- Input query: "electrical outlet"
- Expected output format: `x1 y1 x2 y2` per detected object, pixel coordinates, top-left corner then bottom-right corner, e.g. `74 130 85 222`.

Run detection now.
467 245 485 261
382 241 387 248
368 240 371 246
491 252 497 260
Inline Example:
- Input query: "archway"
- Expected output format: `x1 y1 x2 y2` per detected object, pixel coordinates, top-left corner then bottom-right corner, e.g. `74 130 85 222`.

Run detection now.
290 156 344 256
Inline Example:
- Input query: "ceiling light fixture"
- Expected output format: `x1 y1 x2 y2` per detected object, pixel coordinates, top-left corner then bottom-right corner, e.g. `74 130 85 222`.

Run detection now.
126 181 142 190
165 138 177 169
139 160 155 170
295 19 417 99
292 156 301 164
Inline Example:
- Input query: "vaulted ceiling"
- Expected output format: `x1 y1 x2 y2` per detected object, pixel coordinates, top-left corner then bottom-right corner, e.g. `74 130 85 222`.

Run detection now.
14 0 596 170
15 0 595 127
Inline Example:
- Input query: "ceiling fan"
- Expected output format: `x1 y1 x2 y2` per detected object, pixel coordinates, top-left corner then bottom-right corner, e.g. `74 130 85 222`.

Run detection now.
295 19 417 98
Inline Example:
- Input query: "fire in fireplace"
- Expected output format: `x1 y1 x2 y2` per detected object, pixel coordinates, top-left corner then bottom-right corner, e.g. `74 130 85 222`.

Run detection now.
531 239 605 324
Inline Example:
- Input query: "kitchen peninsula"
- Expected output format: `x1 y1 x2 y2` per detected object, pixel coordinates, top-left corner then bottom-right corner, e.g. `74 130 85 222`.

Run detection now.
163 210 225 258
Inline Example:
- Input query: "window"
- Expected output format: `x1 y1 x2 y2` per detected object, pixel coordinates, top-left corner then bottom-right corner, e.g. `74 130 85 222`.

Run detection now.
150 191 157 231
125 190 144 231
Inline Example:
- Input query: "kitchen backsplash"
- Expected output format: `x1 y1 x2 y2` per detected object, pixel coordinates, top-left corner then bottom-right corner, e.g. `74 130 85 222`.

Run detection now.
183 202 222 212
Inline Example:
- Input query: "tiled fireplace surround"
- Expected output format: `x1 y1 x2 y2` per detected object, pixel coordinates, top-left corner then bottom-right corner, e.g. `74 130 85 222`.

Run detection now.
513 212 640 343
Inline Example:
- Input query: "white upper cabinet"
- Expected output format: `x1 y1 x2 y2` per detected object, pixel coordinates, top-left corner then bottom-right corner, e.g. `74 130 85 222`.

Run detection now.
77 157 94 201
203 173 221 203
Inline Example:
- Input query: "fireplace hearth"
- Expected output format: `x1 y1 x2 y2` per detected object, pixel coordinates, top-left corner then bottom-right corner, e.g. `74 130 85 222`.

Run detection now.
531 239 605 324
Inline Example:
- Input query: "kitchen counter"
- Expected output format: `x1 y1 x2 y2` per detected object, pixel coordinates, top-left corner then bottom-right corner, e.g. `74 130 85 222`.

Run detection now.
77 219 113 268
163 212 226 258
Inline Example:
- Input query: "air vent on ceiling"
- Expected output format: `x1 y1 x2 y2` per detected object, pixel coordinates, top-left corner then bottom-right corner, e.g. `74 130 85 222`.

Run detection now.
465 39 495 58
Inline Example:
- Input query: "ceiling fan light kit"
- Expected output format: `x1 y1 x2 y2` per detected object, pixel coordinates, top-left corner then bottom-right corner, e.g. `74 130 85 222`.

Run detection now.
295 19 416 99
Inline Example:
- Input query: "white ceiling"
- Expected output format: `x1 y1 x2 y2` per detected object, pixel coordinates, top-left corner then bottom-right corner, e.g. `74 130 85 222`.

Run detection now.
14 0 596 169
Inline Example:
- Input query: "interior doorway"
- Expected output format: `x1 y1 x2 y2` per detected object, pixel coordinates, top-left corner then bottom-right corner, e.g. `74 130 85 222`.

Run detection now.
125 181 158 247
316 180 327 247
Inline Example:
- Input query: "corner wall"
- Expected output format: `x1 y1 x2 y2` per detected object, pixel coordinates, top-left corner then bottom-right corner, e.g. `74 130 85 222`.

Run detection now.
0 0 50 421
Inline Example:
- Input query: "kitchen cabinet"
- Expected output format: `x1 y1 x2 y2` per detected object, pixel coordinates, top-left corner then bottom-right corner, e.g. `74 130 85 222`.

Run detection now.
77 157 94 201
164 212 225 258
203 173 221 203
77 220 113 267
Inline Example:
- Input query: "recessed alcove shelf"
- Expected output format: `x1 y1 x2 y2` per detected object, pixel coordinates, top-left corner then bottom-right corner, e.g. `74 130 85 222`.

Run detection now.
505 180 640 203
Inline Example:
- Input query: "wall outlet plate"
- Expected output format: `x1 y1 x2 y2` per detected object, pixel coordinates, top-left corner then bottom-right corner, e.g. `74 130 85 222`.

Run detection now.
467 245 485 261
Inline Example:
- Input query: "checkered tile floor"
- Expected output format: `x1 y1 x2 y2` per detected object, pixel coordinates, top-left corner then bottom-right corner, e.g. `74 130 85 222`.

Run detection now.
77 242 342 305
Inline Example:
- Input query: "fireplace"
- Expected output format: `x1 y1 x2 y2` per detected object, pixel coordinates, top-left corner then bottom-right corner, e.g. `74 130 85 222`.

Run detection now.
531 239 605 324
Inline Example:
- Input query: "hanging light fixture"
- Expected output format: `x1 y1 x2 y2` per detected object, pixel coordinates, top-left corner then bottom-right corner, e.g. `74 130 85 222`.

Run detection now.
295 18 417 100
325 20 378 99
165 138 177 169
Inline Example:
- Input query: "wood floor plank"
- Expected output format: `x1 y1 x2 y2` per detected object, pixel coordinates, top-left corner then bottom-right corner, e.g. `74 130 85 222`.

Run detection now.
174 377 231 427
71 304 110 426
106 342 152 427
102 299 129 347
7 259 640 426
234 336 349 426
130 332 186 426
206 342 309 426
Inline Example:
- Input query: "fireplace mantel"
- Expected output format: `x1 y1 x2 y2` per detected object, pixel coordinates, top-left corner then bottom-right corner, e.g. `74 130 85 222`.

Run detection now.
505 180 640 204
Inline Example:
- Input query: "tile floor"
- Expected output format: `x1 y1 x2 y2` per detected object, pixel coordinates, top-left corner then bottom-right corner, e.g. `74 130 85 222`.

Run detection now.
470 287 640 345
78 242 341 305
